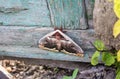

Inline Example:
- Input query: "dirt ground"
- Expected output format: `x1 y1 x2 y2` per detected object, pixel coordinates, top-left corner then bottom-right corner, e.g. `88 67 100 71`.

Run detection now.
0 59 116 79
1 60 73 79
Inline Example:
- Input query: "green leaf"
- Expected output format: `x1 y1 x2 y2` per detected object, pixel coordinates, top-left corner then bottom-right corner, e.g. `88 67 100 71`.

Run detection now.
91 51 100 65
116 70 120 79
72 69 79 79
63 76 72 79
93 40 105 51
116 67 120 74
102 52 115 66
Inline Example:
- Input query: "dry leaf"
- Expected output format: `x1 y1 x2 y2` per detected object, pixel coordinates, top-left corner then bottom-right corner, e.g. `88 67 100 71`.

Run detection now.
113 20 120 38
117 50 120 62
114 3 120 18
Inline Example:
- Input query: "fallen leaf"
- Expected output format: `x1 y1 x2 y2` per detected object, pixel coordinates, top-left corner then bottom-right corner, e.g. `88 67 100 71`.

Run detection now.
114 3 120 18
114 0 120 4
113 20 120 38
117 50 120 62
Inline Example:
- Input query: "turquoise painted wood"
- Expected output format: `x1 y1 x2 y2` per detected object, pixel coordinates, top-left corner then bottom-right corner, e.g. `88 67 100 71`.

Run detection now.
47 0 88 29
0 26 95 62
85 0 94 20
0 0 51 26
0 45 95 62
0 0 95 62
0 0 89 29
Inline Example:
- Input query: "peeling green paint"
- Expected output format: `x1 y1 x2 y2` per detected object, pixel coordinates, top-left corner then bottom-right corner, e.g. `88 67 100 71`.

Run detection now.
0 0 51 26
0 0 94 29
47 0 88 29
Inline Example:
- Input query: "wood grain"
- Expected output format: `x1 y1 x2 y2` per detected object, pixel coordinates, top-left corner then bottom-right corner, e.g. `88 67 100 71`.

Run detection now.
0 26 95 62
0 0 88 29
0 0 51 26
0 45 95 62
47 0 88 29
93 0 120 50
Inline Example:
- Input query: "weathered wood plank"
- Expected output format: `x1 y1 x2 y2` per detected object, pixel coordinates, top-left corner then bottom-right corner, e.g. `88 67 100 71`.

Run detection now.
85 0 94 20
0 26 95 49
0 0 51 26
47 0 88 29
0 45 95 62
0 26 95 62
0 0 92 29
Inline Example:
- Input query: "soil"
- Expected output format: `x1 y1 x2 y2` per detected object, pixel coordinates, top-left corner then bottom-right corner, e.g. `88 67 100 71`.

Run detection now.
0 59 116 79
1 60 73 79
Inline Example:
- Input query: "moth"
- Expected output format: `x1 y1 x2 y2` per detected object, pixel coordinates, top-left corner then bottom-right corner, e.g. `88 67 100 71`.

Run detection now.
38 27 84 57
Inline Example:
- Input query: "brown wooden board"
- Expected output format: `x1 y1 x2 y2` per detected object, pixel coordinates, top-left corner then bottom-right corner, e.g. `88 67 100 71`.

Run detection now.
0 26 95 62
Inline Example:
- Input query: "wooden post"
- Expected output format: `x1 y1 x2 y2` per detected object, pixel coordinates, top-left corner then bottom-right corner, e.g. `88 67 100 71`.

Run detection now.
93 0 120 50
